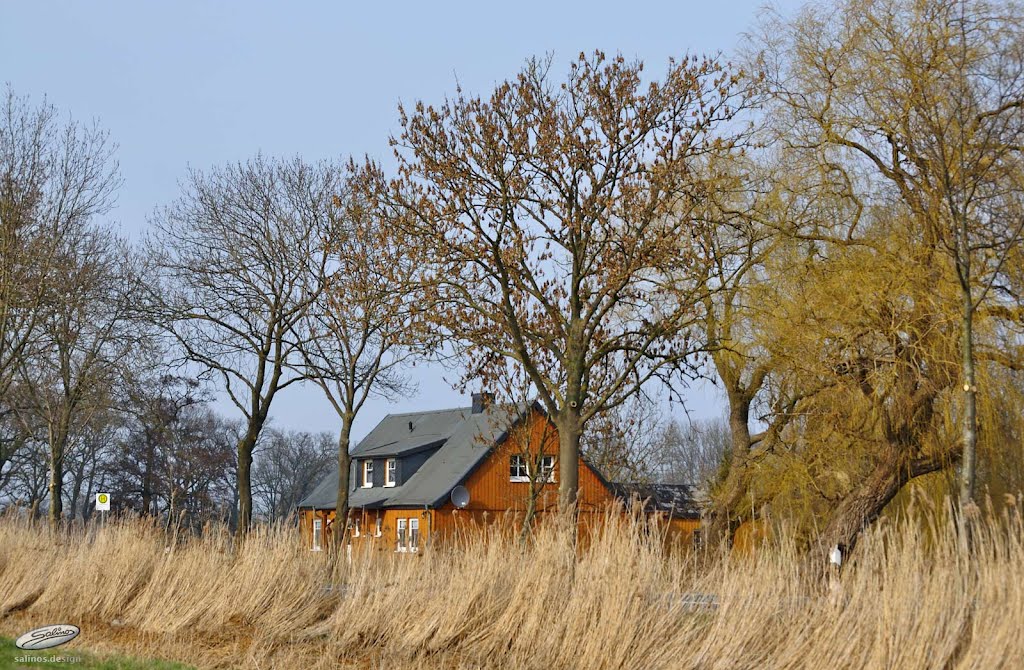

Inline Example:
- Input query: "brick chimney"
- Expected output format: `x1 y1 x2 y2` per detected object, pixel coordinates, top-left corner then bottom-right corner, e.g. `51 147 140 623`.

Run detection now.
471 392 494 414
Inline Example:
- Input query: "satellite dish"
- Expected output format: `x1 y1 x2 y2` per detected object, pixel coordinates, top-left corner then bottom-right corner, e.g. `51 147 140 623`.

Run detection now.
450 486 470 509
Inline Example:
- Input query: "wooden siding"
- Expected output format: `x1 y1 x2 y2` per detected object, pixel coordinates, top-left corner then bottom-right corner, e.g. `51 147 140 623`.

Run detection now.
455 409 613 514
733 519 770 554
430 409 615 543
349 507 433 553
301 507 703 554
300 507 436 553
299 508 337 551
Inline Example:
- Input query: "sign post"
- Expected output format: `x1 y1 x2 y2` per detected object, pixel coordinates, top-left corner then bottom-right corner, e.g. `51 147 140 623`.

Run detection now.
96 492 110 527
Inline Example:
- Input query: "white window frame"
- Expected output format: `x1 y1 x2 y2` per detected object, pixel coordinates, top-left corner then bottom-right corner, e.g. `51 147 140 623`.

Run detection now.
385 458 397 487
312 518 323 551
362 460 374 488
396 518 407 552
375 516 383 537
510 454 530 482
539 455 556 483
409 518 420 553
352 516 361 537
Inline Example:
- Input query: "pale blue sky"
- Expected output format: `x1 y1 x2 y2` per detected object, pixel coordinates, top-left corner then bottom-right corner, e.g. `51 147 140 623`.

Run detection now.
1 1 800 440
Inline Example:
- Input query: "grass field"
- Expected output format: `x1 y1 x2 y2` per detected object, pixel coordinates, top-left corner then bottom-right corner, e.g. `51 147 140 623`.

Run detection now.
0 504 1021 669
0 636 193 669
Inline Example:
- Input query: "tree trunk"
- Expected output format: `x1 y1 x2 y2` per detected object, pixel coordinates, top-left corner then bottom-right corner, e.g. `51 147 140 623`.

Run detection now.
556 410 581 513
48 450 64 533
141 438 155 516
704 396 753 547
959 290 978 509
48 420 70 533
235 422 261 538
68 464 83 523
821 449 943 559
333 419 352 549
520 488 538 544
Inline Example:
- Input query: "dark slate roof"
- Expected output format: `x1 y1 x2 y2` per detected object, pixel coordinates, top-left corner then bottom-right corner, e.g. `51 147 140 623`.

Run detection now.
387 403 521 508
610 482 703 519
351 408 469 458
299 465 338 509
298 403 526 510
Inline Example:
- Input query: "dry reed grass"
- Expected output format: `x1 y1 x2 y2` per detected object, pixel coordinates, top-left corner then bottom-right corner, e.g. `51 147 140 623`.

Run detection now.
0 504 1021 669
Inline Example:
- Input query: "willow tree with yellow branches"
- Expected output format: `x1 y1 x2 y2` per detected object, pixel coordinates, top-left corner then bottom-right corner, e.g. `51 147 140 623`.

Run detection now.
751 205 965 553
755 0 1024 519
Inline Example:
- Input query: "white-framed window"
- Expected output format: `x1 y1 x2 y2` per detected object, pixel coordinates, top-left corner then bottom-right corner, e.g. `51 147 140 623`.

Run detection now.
362 460 374 488
385 458 397 487
375 516 383 537
510 454 529 482
539 455 556 482
352 517 361 537
409 518 420 552
312 518 323 551
396 518 407 552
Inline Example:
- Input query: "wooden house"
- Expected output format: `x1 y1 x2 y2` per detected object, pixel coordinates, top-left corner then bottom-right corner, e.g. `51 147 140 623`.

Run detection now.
297 394 701 552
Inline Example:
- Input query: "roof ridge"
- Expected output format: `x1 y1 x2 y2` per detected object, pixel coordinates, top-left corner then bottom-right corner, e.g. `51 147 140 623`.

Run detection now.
382 406 471 419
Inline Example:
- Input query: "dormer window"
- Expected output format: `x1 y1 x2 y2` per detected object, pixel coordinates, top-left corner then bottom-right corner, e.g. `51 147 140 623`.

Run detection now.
385 458 397 487
362 460 374 488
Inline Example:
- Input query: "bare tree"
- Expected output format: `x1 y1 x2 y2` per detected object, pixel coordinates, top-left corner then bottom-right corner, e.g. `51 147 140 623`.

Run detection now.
252 427 334 523
581 392 665 483
17 229 141 531
164 407 238 533
113 370 204 516
374 52 753 513
297 182 418 546
651 417 730 486
0 87 120 520
0 400 29 495
147 156 336 536
64 407 120 523
3 434 49 517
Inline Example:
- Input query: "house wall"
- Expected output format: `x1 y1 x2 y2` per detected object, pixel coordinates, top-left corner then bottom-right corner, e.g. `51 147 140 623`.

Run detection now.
431 409 615 542
349 507 433 553
662 517 701 550
732 519 770 554
472 409 613 511
299 508 337 550
299 507 435 553
300 410 702 553
300 507 703 553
